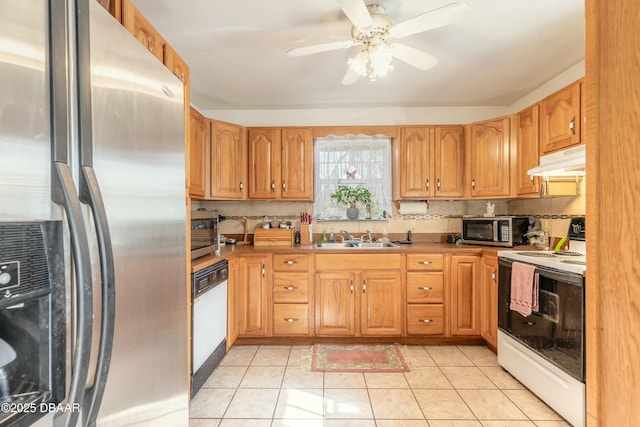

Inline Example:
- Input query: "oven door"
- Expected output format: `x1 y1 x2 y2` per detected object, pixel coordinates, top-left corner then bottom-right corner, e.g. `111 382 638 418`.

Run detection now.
498 258 585 381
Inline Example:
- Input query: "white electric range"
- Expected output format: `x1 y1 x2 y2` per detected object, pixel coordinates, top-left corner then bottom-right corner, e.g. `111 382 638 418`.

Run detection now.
496 216 586 427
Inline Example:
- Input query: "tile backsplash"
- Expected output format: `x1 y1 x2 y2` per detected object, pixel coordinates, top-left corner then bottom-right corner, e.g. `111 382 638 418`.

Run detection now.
194 177 585 240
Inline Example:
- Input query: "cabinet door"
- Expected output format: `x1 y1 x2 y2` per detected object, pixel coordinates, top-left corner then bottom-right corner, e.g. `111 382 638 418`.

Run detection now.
280 128 313 200
433 126 464 198
238 256 270 337
540 81 581 154
398 127 432 198
360 272 402 336
96 0 122 22
450 255 481 336
210 120 246 199
515 105 541 196
227 257 239 349
248 128 281 199
480 256 499 350
315 272 356 336
469 118 510 197
189 108 206 198
122 0 165 62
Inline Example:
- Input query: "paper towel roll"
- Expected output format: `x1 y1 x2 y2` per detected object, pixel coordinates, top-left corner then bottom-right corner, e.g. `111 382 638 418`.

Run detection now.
398 201 429 215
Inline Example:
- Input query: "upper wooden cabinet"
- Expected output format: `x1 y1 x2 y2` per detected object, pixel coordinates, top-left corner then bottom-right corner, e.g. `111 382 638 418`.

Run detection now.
248 127 313 201
433 126 465 198
96 0 122 22
189 108 206 198
467 117 511 198
540 80 582 154
209 120 247 200
514 105 541 196
397 126 464 199
122 0 165 62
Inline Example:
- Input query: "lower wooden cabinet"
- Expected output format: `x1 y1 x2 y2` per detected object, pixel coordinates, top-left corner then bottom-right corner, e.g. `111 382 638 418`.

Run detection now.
405 254 446 336
238 255 271 337
227 257 238 349
272 253 312 336
314 254 402 337
449 255 481 336
480 255 499 350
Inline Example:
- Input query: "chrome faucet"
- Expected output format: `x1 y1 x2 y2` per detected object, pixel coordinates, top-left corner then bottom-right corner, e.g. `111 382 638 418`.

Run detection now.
361 230 372 243
339 229 353 241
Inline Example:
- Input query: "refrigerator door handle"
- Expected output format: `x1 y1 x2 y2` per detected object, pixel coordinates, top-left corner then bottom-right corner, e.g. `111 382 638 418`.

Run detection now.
51 163 94 427
50 0 93 425
79 167 115 427
75 1 116 425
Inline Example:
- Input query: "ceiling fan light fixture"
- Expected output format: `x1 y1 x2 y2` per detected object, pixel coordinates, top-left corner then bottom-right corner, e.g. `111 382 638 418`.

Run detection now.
348 50 369 76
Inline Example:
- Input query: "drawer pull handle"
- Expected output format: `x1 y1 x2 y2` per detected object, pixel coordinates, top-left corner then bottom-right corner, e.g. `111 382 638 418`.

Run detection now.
419 319 433 323
350 280 354 294
283 286 298 291
284 318 298 322
419 261 433 265
284 260 298 265
418 287 433 291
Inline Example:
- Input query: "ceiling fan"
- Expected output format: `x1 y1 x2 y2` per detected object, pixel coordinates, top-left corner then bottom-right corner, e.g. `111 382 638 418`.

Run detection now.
286 0 469 84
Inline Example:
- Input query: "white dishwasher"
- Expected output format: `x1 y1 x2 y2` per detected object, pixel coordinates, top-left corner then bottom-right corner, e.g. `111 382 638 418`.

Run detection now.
191 260 228 397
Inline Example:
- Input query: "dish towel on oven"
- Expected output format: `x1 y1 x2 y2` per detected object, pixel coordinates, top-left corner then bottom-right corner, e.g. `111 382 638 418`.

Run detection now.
510 262 539 316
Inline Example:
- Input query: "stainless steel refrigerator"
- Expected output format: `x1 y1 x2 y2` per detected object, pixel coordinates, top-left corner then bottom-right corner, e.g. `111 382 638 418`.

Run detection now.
0 0 188 425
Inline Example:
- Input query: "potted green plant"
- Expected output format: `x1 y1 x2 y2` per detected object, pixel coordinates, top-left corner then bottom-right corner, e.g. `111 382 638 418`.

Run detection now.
330 185 372 219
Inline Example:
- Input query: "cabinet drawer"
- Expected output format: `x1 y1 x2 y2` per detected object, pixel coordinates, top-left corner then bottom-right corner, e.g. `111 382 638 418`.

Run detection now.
407 304 444 335
406 273 444 303
273 304 309 336
406 254 444 271
273 254 310 271
273 272 309 303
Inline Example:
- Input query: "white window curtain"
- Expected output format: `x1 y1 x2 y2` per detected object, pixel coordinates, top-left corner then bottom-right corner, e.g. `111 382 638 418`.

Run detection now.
313 135 392 220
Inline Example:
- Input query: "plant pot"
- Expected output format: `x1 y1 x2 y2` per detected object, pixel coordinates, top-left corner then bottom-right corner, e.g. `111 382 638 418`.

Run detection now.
346 207 359 220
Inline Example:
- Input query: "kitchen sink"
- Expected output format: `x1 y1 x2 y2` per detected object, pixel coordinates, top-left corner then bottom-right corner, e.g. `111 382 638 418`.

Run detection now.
315 241 398 249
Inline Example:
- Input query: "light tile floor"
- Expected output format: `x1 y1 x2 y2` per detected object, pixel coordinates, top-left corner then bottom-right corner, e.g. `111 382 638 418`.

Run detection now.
189 345 572 427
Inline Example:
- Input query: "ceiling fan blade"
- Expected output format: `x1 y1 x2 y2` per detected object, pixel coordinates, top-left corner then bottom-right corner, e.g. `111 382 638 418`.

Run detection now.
336 0 373 29
287 39 356 57
342 68 361 85
390 43 439 70
390 2 469 38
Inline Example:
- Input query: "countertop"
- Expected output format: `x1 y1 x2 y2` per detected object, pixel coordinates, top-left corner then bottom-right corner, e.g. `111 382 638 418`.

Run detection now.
191 242 528 273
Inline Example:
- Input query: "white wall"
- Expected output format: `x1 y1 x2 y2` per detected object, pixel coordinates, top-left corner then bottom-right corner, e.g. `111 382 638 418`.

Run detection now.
201 60 585 127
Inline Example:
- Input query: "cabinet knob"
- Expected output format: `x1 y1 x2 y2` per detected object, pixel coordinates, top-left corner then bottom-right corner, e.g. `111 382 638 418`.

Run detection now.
283 286 298 291
569 117 576 135
262 264 265 278
239 181 244 191
284 260 297 265
282 180 286 191
426 179 430 191
271 180 275 191
437 179 441 191
491 271 496 281
362 280 366 294
350 280 354 294
471 179 476 190
419 319 433 323
284 318 298 322
419 261 432 265
418 286 432 291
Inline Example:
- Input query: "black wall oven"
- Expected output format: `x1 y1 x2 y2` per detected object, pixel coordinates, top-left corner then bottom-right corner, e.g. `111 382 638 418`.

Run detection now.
0 222 65 426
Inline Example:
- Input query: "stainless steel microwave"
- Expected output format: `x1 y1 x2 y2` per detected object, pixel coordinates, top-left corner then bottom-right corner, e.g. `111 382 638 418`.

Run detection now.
191 210 219 259
461 216 529 247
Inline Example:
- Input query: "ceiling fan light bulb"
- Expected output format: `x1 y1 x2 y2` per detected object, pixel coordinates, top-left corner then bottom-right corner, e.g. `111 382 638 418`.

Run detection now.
348 50 369 76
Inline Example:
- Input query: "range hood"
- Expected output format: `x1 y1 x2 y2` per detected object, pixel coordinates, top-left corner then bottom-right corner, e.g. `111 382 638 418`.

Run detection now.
528 144 586 177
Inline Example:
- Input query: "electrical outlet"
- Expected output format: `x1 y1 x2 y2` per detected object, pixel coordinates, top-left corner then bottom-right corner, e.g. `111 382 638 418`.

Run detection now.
445 219 453 231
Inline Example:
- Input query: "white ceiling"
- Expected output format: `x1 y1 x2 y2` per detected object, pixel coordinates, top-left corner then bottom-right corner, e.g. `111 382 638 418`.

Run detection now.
130 0 584 111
